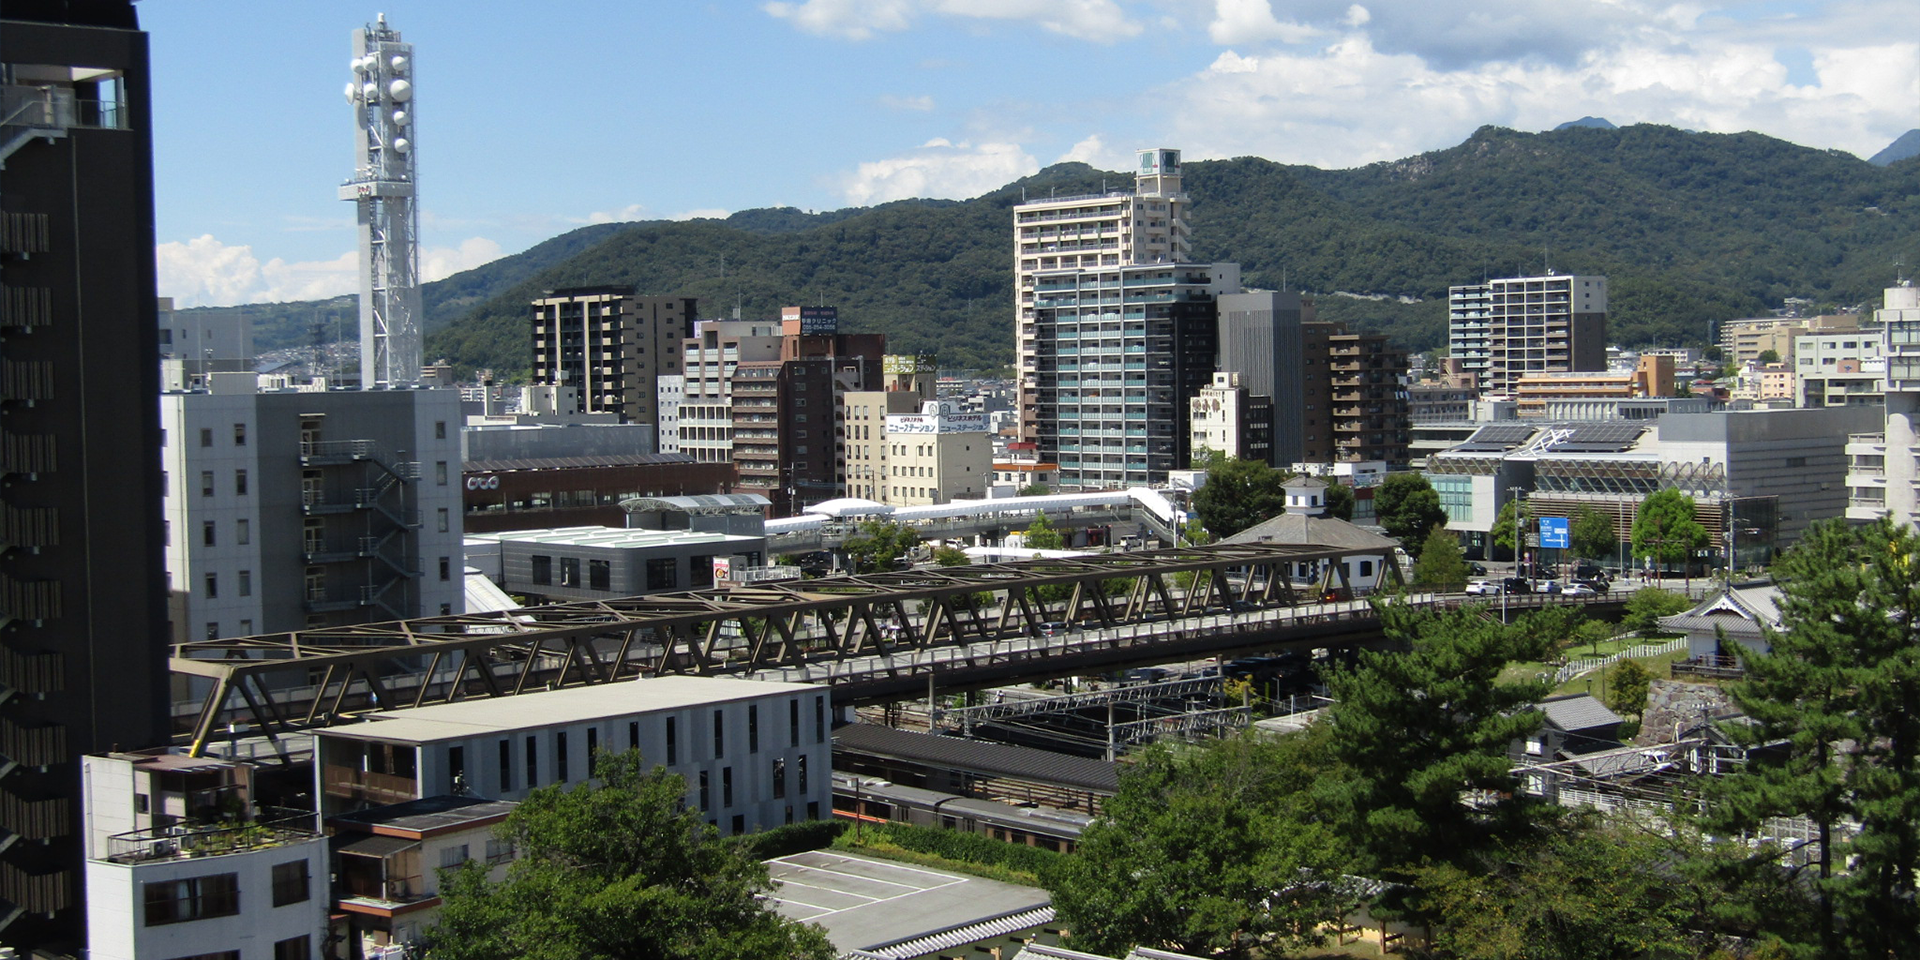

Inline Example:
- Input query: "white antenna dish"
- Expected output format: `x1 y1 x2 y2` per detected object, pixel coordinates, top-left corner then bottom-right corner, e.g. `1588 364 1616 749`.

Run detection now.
388 79 412 102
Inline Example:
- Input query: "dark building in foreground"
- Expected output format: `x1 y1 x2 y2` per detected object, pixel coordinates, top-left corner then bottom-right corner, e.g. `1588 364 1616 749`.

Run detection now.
1 1 170 949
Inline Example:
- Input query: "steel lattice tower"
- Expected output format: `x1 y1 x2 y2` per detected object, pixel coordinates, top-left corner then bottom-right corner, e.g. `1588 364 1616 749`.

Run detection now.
340 13 421 387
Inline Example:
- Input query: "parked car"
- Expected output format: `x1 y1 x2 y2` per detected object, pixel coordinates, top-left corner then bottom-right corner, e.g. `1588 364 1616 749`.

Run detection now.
1501 577 1533 594
1465 579 1502 595
1562 583 1599 598
1575 578 1610 594
1468 562 1489 577
1036 621 1074 639
1534 579 1565 595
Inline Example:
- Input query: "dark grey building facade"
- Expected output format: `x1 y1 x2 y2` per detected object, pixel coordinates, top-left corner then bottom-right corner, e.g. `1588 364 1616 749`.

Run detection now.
1217 291 1307 466
1 2 170 949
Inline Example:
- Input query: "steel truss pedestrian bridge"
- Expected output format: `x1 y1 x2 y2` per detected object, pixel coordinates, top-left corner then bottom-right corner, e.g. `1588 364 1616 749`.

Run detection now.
171 541 1607 756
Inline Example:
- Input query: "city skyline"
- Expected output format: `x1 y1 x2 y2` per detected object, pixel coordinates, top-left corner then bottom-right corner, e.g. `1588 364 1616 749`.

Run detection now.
146 1 1918 309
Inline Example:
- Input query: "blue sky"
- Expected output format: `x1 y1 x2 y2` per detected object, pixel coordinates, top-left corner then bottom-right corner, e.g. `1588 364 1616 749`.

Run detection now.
143 0 1919 308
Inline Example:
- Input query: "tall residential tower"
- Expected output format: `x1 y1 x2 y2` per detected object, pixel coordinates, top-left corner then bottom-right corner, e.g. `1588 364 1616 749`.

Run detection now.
341 15 422 387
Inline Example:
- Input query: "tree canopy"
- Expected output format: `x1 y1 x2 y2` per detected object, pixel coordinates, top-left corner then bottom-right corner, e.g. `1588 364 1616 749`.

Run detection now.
426 751 834 960
1569 506 1618 562
1631 489 1709 570
1374 473 1448 555
1322 480 1356 522
1046 734 1346 958
1189 456 1288 539
1021 511 1066 551
1412 526 1469 589
1711 518 1920 958
1491 497 1531 558
842 519 919 574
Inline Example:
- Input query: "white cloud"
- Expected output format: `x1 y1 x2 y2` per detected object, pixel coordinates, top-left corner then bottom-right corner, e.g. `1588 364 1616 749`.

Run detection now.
1161 25 1920 167
581 204 732 225
762 0 918 40
841 140 1038 205
880 93 936 111
1208 0 1321 45
1057 134 1123 168
157 235 509 308
764 0 1141 43
422 237 505 282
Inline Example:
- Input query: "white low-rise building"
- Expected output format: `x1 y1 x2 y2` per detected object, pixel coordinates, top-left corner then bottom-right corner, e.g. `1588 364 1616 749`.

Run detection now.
314 677 833 837
82 750 329 960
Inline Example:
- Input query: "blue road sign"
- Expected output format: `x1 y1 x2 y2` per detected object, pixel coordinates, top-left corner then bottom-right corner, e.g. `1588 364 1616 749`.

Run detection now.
1538 516 1570 550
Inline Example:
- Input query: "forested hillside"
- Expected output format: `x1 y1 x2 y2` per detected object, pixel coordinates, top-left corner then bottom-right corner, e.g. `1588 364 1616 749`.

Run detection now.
193 124 1920 378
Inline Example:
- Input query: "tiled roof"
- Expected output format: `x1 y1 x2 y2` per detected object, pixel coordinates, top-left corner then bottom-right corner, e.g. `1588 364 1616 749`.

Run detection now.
1539 694 1623 733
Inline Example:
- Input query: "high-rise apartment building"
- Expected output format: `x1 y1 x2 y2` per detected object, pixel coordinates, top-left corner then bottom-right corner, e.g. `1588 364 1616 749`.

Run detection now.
1448 274 1607 395
1319 327 1412 466
159 377 465 642
1015 149 1192 442
0 3 170 947
1027 262 1240 490
1846 282 1920 524
679 319 783 466
530 287 694 429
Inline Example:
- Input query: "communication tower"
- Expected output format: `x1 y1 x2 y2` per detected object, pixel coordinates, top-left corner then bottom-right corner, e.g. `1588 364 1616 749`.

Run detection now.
340 13 421 387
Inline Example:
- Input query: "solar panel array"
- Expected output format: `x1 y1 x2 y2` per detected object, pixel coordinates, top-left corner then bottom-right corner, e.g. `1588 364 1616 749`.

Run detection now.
1453 423 1538 451
1555 422 1647 452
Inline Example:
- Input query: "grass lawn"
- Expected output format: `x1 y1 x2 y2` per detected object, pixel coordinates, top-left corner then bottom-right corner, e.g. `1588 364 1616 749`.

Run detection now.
1497 634 1686 693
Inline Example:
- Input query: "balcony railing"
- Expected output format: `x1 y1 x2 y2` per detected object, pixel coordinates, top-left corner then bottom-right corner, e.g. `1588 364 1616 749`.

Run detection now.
102 811 316 865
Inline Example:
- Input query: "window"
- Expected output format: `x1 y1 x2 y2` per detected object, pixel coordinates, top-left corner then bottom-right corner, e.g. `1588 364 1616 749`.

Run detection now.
731 814 745 834
589 559 610 591
713 710 724 758
560 557 580 587
586 727 599 775
439 557 451 581
699 770 711 810
439 844 470 869
665 717 676 763
436 461 449 485
204 573 218 599
206 622 219 640
630 720 641 752
238 619 252 635
236 518 250 545
202 521 216 546
531 555 552 585
646 557 677 591
199 427 213 447
271 859 310 906
235 470 248 495
437 507 449 533
798 754 808 793
485 839 513 865
233 423 246 446
238 571 251 597
722 767 734 807
201 471 215 497
448 745 466 789
556 730 569 782
435 420 448 440
526 736 538 789
773 758 786 799
790 699 800 748
749 705 759 753
143 873 241 925
814 695 826 743
498 739 512 792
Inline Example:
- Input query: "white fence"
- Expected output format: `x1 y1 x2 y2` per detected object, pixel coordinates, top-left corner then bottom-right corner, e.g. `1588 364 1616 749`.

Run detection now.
1554 637 1686 685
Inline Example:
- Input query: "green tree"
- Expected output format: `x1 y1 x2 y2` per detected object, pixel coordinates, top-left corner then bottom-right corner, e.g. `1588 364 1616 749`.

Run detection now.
1047 733 1346 958
1021 511 1066 551
1604 659 1652 718
426 751 835 960
1711 519 1920 959
1412 526 1468 590
1419 824 1703 960
842 519 919 574
1323 480 1355 522
1492 496 1532 558
1017 482 1050 497
1631 488 1708 574
930 545 970 567
1374 473 1448 555
1179 518 1213 547
1757 348 1781 364
1622 586 1689 634
1570 506 1618 562
1189 456 1287 538
1319 601 1553 876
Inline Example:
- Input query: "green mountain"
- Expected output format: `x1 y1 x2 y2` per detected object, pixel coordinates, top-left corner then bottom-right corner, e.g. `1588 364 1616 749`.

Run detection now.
195 123 1920 376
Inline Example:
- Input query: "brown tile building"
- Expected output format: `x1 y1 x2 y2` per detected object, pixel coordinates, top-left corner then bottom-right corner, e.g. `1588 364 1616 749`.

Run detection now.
462 455 736 532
